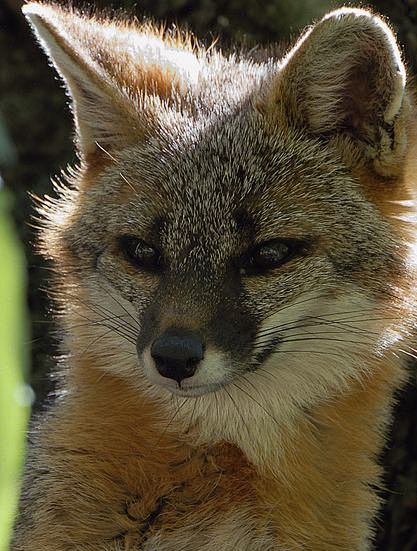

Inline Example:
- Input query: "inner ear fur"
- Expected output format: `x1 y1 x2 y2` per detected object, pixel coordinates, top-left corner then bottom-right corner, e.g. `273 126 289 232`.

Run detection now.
23 2 200 158
265 8 410 177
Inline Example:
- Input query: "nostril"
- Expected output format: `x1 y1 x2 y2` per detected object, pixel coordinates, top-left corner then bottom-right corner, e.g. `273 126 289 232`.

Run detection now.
186 358 198 369
151 328 204 384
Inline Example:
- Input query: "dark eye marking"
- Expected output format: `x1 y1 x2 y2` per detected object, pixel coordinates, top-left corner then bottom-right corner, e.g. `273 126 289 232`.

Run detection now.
238 238 309 276
119 236 162 273
233 208 253 233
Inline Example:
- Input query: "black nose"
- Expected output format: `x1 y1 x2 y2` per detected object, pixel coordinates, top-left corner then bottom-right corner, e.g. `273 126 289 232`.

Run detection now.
151 329 204 384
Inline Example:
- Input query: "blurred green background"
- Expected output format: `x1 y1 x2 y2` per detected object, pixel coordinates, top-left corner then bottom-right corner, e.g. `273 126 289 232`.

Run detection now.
0 191 30 551
1 0 416 549
0 125 30 548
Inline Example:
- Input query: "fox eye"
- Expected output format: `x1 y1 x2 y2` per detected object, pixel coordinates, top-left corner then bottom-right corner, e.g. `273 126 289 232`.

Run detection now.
239 239 306 275
119 236 162 272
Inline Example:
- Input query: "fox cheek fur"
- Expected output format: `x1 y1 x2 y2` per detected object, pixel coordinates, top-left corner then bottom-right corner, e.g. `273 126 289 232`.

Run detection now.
14 3 417 550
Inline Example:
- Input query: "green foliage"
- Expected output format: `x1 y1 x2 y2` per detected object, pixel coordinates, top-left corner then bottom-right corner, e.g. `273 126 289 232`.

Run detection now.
0 188 30 551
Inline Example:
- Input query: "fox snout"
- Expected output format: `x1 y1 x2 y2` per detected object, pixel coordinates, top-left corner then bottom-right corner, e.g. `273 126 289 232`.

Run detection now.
134 266 259 395
137 306 250 395
149 328 204 384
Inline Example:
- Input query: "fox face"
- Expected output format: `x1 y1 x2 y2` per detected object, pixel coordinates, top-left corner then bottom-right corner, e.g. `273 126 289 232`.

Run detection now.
64 113 398 400
25 4 416 455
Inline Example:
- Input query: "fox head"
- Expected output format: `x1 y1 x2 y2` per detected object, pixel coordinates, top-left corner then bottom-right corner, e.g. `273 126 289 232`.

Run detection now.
25 4 417 461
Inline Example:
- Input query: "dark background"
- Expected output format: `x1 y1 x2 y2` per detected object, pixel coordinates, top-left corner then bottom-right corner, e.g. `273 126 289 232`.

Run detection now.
1 0 416 548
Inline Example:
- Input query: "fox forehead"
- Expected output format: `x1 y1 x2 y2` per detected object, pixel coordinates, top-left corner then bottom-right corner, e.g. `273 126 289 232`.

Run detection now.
92 108 361 244
73 108 399 311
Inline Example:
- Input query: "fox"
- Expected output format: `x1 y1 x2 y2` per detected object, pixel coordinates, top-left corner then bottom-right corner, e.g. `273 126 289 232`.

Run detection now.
13 2 417 550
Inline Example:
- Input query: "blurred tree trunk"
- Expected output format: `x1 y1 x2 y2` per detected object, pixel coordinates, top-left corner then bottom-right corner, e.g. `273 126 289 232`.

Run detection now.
1 1 416 549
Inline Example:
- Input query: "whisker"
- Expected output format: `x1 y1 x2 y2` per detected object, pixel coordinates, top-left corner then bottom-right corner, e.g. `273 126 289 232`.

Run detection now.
256 321 380 344
253 348 348 361
254 329 376 349
45 282 140 331
119 171 140 197
104 289 140 329
157 397 188 446
231 380 281 429
94 142 141 199
257 312 398 340
95 141 118 163
52 291 139 341
396 348 417 360
74 326 128 359
274 336 374 347
186 396 199 435
72 310 136 346
57 313 135 333
262 292 331 322
224 387 251 435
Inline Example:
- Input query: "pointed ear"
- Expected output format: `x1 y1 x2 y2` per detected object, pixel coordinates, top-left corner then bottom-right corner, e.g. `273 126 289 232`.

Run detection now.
23 2 200 158
264 8 409 177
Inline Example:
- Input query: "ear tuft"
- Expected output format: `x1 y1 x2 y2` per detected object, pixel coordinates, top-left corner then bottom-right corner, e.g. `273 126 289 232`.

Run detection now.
23 2 201 158
265 8 409 177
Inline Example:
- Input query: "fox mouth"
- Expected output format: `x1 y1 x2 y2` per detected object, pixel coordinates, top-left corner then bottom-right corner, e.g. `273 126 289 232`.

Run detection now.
141 344 236 397
168 383 224 397
141 337 282 397
142 351 234 397
151 376 227 397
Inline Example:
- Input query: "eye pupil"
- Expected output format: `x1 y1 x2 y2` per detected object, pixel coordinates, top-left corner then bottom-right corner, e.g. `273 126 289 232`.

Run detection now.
120 236 161 272
254 242 289 267
239 239 305 275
